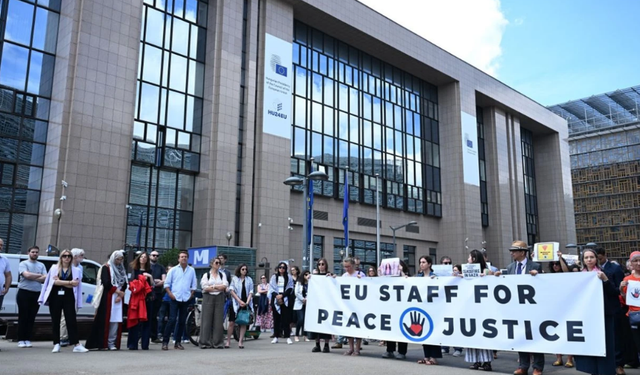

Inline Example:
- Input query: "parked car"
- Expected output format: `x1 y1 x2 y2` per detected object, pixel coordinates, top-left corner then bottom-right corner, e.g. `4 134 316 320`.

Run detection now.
1 253 102 317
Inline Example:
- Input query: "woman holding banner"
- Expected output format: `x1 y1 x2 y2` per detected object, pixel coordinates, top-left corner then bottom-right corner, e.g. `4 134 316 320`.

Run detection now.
551 252 575 368
574 248 618 375
620 251 640 373
310 258 332 353
382 260 410 360
416 255 442 366
464 250 494 371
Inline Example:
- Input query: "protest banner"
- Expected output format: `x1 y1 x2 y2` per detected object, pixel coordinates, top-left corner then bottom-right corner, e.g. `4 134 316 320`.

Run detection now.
305 273 605 356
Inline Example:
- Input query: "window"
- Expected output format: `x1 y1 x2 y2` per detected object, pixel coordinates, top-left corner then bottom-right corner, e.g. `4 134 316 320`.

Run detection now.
333 237 394 275
403 245 416 275
291 21 441 218
521 129 539 245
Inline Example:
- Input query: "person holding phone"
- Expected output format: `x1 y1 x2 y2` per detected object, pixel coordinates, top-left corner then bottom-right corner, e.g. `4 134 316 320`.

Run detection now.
38 249 88 353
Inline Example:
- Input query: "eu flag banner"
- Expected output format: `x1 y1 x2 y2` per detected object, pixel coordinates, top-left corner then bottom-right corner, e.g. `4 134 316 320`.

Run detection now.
343 169 349 247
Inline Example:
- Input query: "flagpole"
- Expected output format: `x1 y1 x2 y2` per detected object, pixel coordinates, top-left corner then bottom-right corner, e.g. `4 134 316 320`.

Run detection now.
308 157 314 271
302 158 309 272
344 166 349 258
375 173 380 267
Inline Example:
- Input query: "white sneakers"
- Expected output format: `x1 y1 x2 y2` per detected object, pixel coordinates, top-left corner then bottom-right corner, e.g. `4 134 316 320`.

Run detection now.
25 341 32 348
287 338 293 345
452 350 462 357
18 341 26 348
73 344 89 353
271 338 278 344
52 344 61 353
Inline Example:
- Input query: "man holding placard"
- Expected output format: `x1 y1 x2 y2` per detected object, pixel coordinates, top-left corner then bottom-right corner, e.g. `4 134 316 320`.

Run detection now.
494 240 543 375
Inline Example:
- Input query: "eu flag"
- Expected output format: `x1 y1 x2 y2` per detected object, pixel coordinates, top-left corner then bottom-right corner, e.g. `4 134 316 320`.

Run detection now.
343 170 349 247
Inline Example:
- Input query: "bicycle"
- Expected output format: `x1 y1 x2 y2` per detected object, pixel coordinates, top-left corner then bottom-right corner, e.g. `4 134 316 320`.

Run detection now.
186 297 260 346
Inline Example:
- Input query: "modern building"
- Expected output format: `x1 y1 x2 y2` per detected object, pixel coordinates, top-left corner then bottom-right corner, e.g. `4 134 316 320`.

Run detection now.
0 0 575 272
548 85 640 262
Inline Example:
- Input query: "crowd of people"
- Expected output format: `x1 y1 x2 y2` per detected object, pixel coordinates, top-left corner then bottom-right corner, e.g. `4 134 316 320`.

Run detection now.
1 236 639 375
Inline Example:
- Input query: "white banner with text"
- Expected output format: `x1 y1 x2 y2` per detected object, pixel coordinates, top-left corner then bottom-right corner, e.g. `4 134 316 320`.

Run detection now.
262 33 292 139
305 273 605 356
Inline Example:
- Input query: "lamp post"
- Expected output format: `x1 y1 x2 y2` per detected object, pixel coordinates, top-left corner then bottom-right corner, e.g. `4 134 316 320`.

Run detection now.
389 221 417 258
283 164 329 271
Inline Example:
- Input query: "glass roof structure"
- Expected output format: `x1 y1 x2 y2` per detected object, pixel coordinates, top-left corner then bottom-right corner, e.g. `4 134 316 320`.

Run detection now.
547 85 640 137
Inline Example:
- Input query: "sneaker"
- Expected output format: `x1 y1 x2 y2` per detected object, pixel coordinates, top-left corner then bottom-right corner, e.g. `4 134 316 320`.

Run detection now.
395 353 406 360
294 336 300 342
108 346 117 351
382 351 394 359
25 341 33 348
73 344 89 353
60 340 70 347
287 338 293 345
271 338 278 344
182 339 189 344
52 344 61 353
453 350 462 357
18 341 27 348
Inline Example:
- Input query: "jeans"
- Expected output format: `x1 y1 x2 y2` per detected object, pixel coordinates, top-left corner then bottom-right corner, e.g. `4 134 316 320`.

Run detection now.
158 300 170 337
163 300 189 345
0 294 4 310
295 308 305 337
149 296 162 340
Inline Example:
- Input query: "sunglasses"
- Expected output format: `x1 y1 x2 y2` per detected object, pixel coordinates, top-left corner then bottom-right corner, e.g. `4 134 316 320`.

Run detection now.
443 262 451 265
150 254 159 257
213 261 220 265
318 262 326 265
61 254 72 258
241 268 247 271
278 266 286 269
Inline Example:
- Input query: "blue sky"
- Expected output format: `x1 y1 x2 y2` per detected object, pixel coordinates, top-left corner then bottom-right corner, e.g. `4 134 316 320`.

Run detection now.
359 0 640 106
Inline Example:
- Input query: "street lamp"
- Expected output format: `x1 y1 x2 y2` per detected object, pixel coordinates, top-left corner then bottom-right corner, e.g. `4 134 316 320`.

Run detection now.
283 165 329 271
388 221 417 262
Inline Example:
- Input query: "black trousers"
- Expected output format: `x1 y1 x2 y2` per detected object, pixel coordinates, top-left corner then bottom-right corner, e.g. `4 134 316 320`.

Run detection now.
387 341 408 355
17 289 40 341
518 352 545 371
149 295 162 340
49 289 78 345
273 304 293 338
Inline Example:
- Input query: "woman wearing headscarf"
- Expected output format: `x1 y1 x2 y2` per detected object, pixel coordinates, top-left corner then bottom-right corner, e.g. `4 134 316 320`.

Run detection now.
229 263 254 348
86 250 128 350
268 261 294 344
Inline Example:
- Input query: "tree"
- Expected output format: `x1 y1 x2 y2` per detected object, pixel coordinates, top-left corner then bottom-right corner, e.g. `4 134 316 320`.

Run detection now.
158 247 181 268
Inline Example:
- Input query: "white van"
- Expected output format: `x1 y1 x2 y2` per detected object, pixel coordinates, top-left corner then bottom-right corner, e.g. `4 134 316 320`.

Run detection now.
0 254 102 317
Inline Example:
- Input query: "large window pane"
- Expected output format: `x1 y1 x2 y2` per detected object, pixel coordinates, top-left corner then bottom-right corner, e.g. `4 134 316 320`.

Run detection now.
139 83 159 123
169 54 187 91
0 43 29 90
27 51 55 96
167 91 185 129
32 7 59 53
142 44 162 84
145 8 165 47
5 0 34 46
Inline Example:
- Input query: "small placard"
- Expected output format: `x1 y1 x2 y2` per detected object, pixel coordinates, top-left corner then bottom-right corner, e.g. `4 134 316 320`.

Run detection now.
532 242 559 262
432 264 453 277
626 280 640 308
379 257 401 276
562 255 579 266
462 263 481 278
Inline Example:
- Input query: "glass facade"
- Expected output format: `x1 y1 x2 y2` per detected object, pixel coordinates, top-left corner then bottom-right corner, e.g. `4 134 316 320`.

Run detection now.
127 0 207 253
332 237 394 275
403 244 416 275
291 22 442 217
477 107 488 226
0 0 59 253
521 128 539 245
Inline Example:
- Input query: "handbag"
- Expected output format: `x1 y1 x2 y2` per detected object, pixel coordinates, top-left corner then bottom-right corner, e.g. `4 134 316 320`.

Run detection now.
236 309 252 326
630 311 640 326
91 266 104 309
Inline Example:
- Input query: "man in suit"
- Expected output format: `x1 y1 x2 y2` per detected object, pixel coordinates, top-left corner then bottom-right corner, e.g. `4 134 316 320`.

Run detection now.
495 240 543 375
596 247 626 373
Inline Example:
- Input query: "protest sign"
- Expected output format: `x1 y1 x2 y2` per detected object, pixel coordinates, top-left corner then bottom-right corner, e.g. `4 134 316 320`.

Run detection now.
532 242 559 262
462 263 481 278
305 273 605 356
433 264 453 277
562 255 579 266
379 258 401 276
626 280 640 308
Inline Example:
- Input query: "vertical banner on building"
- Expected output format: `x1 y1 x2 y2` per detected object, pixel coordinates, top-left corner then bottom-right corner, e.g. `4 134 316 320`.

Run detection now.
263 33 293 139
461 111 480 186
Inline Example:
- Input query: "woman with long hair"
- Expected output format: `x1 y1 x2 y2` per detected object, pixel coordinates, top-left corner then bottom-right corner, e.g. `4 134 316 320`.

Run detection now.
465 249 494 371
38 249 88 353
574 248 618 375
255 274 273 333
290 265 301 330
86 250 128 350
416 255 442 366
268 262 294 344
548 252 575 368
310 258 332 353
383 260 410 360
229 263 254 349
199 258 228 349
294 270 310 342
127 252 153 350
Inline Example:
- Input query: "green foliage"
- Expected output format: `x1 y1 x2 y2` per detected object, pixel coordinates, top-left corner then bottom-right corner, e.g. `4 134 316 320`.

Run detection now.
158 247 181 268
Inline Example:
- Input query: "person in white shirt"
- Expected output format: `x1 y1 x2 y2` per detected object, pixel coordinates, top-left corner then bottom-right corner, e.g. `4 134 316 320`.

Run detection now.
162 251 197 351
60 248 85 347
341 257 365 356
199 257 228 349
